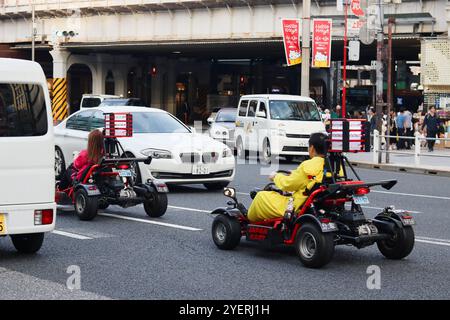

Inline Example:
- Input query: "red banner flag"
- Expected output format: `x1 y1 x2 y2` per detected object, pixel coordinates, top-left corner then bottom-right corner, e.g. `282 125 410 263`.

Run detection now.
281 19 301 66
312 19 332 68
351 0 365 17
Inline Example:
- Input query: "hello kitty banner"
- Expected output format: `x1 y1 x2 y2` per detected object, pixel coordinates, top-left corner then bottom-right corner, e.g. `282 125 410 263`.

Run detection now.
312 19 332 68
281 19 301 66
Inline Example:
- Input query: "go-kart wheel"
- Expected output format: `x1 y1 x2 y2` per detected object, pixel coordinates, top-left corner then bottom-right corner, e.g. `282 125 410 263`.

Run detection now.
11 233 44 254
204 181 230 191
377 226 415 260
212 214 241 250
144 193 168 217
295 223 335 268
74 189 99 221
55 147 66 180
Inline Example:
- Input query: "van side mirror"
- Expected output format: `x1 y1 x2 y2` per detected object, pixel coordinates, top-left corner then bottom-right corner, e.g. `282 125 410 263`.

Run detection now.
207 117 214 125
256 111 267 118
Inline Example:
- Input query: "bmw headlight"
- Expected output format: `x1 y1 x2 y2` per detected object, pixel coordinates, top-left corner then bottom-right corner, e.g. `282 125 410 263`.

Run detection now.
222 148 233 158
141 148 172 159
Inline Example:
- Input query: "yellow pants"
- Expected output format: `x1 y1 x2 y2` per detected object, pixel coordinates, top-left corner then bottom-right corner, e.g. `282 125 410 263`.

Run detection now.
247 191 287 222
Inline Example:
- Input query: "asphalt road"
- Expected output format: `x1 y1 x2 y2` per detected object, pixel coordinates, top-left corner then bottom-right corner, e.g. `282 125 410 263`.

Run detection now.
1 158 450 300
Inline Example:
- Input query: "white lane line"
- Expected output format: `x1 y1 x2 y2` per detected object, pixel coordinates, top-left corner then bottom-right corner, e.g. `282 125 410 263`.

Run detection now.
52 230 93 240
168 205 210 213
372 190 450 200
416 236 450 244
98 212 202 231
416 239 450 247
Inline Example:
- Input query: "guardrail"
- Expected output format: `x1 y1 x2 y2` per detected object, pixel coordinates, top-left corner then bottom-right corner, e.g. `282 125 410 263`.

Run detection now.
372 130 450 166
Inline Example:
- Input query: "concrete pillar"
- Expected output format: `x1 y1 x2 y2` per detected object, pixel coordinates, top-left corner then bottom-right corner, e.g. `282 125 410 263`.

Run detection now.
50 47 70 78
166 59 177 114
150 57 168 109
49 47 70 120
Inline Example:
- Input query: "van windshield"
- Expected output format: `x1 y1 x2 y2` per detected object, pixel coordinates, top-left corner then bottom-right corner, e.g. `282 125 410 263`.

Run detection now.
0 83 48 137
269 100 321 121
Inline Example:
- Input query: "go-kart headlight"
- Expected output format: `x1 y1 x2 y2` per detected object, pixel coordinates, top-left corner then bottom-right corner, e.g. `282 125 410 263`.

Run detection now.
222 148 233 158
141 148 172 159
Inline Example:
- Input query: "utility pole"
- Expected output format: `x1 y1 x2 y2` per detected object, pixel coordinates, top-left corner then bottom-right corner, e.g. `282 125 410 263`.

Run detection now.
386 17 394 163
300 0 311 97
342 0 349 118
31 1 35 61
375 0 384 131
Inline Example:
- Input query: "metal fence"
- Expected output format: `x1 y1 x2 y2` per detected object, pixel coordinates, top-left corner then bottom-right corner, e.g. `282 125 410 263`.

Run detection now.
372 130 450 165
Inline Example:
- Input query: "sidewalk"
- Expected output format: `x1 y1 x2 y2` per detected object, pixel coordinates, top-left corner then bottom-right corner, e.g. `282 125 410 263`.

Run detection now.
346 148 450 176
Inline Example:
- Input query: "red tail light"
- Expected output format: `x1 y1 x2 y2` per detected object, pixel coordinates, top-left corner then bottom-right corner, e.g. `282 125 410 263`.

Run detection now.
118 164 129 169
34 209 54 225
355 187 370 195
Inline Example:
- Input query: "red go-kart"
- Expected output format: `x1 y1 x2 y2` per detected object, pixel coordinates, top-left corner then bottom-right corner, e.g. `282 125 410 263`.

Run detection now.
56 113 169 221
210 152 416 268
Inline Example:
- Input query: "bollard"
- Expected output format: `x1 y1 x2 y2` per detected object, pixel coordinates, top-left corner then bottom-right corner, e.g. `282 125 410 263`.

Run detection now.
373 130 380 163
415 134 420 166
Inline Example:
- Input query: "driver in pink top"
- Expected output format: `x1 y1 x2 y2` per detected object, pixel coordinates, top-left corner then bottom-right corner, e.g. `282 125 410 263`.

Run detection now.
72 130 105 181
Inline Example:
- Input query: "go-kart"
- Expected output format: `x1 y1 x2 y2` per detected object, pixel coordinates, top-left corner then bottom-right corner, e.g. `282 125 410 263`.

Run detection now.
210 141 415 269
56 113 169 221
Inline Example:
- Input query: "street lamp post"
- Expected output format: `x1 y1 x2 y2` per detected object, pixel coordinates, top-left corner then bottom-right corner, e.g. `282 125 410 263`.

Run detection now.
300 0 311 97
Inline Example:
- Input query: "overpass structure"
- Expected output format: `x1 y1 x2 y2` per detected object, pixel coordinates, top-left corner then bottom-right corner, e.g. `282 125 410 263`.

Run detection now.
0 0 449 119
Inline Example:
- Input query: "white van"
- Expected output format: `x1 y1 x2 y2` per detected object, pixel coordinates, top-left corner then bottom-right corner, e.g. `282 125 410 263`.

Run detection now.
234 94 325 163
0 58 56 253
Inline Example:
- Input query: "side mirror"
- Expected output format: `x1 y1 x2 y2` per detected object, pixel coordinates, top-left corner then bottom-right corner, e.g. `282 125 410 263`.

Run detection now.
223 187 236 199
256 111 266 118
207 117 214 125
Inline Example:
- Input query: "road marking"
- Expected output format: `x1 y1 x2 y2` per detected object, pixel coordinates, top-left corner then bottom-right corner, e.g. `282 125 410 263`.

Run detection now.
416 238 450 247
98 212 202 231
416 236 450 244
52 230 93 240
168 205 210 213
372 190 450 200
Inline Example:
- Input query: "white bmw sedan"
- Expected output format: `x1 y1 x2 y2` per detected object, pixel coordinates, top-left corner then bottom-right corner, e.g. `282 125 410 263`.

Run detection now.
54 106 235 190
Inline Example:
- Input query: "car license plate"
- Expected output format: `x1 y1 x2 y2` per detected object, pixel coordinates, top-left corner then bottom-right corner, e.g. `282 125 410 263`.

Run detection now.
192 164 210 175
353 195 370 205
0 213 6 235
118 169 132 177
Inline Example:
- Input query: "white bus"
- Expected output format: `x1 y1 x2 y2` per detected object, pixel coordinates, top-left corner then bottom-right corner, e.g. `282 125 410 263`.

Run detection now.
0 58 56 253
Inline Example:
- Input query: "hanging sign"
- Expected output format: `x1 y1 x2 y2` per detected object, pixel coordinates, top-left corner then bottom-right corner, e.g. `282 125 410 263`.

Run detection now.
351 0 365 17
312 19 332 68
281 19 301 66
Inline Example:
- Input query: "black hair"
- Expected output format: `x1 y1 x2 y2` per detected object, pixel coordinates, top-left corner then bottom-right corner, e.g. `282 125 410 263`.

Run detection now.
309 132 328 155
429 105 435 111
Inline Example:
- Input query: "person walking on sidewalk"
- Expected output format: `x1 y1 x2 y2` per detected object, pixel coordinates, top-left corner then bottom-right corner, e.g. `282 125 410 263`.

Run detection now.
396 108 407 150
421 106 440 152
404 109 413 149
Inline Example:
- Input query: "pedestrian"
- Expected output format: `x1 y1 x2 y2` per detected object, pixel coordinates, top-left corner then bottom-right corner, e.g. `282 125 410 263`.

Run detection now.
181 94 190 125
388 110 397 150
396 108 406 150
331 105 340 119
404 109 413 149
421 106 440 152
367 108 377 148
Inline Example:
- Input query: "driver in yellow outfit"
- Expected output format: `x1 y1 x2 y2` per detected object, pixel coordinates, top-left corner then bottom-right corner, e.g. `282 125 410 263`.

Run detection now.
247 132 328 222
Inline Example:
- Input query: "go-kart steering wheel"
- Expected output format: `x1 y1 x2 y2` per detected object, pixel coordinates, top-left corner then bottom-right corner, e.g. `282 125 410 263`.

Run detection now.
263 170 291 192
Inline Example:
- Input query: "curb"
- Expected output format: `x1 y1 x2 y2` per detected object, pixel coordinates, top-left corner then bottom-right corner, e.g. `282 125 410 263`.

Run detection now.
348 161 450 177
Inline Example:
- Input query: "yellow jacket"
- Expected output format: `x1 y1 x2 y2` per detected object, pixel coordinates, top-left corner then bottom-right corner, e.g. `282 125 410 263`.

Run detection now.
247 156 325 222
